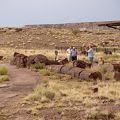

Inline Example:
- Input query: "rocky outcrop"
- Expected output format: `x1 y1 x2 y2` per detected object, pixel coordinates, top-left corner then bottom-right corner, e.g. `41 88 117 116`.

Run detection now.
10 52 27 68
10 52 68 68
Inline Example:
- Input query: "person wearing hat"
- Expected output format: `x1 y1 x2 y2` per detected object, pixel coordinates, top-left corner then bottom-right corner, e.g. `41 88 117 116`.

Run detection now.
71 47 77 61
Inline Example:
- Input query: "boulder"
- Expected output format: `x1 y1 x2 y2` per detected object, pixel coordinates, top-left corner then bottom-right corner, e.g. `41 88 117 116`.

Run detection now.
27 54 49 67
73 60 90 69
58 58 68 65
112 63 120 72
114 72 120 80
10 52 28 68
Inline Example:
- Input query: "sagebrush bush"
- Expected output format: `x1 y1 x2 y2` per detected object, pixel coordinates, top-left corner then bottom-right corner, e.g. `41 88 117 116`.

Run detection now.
0 67 8 75
44 90 55 100
25 84 55 101
72 29 79 36
30 63 45 70
0 75 9 83
39 69 51 76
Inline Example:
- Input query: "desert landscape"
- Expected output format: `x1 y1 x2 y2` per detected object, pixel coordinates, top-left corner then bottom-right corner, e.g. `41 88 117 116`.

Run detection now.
0 21 120 120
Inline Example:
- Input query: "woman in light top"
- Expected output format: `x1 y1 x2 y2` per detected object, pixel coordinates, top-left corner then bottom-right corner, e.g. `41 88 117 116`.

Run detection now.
87 45 94 64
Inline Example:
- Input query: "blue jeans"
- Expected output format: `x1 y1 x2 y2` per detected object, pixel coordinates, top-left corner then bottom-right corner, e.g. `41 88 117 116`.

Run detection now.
89 57 93 64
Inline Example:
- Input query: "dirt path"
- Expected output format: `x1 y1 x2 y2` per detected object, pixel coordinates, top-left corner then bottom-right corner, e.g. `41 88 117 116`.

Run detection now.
0 64 40 109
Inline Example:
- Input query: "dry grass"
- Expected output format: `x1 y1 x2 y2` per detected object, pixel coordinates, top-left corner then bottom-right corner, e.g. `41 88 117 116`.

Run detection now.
24 70 120 114
0 66 8 75
0 75 9 83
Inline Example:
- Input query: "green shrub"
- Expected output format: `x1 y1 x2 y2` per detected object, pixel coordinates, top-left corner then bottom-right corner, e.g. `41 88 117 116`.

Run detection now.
39 69 51 76
30 63 45 70
0 67 8 75
44 90 55 100
0 75 9 83
25 85 55 101
72 29 79 36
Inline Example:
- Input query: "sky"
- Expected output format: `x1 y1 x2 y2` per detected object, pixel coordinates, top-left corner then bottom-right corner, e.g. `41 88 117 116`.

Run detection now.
0 0 120 27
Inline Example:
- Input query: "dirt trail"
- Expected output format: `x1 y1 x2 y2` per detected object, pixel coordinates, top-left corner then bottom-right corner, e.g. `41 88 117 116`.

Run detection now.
0 64 40 108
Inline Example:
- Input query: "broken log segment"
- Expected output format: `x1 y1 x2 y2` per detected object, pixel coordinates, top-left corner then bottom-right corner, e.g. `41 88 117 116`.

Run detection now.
79 70 102 80
46 65 102 80
68 67 85 77
46 65 64 73
60 66 73 74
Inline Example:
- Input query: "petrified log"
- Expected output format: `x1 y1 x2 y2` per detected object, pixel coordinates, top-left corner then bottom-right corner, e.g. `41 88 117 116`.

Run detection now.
46 60 60 65
27 54 49 67
10 52 28 67
46 65 64 73
58 58 68 65
112 63 120 72
46 65 102 80
68 67 85 77
114 72 120 80
60 66 73 74
73 60 87 69
79 70 102 80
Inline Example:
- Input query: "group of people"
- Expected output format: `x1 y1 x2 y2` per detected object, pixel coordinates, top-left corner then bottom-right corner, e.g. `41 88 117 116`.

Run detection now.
54 44 94 65
66 45 94 64
66 46 78 62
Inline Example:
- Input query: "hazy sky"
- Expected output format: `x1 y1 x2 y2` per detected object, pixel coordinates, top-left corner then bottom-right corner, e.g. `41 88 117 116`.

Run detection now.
0 0 120 27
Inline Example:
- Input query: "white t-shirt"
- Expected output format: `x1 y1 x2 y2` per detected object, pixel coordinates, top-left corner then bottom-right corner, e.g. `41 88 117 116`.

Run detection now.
67 48 72 55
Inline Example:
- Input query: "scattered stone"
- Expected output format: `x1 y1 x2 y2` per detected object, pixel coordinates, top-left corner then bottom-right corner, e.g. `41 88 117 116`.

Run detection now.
0 84 9 88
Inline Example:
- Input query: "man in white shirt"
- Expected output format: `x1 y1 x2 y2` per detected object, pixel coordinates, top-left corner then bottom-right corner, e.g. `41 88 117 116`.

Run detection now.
66 46 72 62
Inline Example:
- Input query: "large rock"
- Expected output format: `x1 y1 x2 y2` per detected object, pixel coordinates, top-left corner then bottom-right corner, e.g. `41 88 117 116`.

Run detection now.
58 58 68 65
114 72 120 80
112 63 120 72
27 54 49 67
73 60 91 69
10 52 28 68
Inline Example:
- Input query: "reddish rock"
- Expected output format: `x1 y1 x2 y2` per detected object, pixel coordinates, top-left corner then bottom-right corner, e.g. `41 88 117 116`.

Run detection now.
58 58 68 65
112 63 120 72
27 54 49 67
73 60 88 69
0 56 3 60
10 52 28 67
114 72 120 80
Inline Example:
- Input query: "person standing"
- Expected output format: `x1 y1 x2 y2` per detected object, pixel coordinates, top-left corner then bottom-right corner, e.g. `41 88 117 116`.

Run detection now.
66 46 72 62
54 49 58 61
71 47 77 61
87 45 94 64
